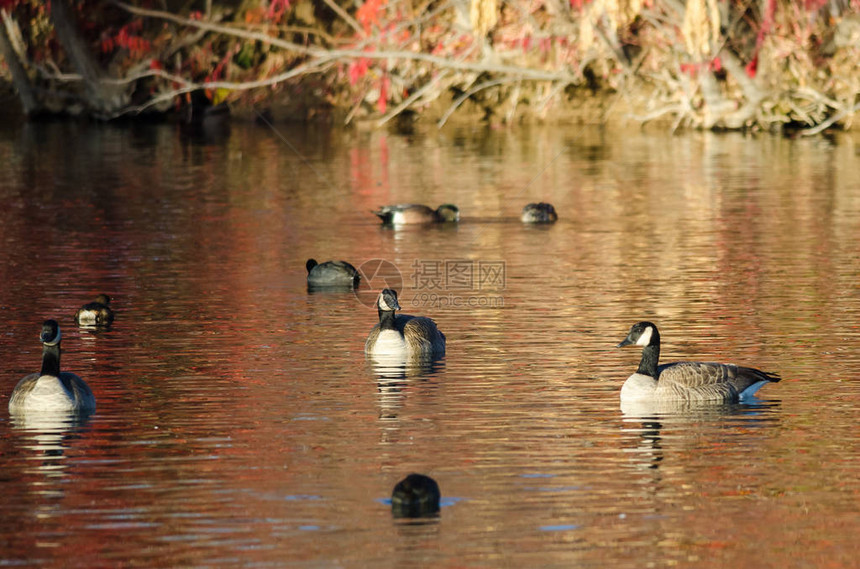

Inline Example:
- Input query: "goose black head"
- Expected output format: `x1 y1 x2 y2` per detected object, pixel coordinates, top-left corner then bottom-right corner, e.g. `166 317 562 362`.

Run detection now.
40 320 61 346
306 259 319 273
617 321 659 348
94 293 111 306
377 288 401 312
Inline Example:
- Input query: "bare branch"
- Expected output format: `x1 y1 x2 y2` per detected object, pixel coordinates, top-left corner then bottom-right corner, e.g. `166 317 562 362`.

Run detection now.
437 78 516 127
319 0 365 38
626 104 685 124
802 102 860 136
114 57 338 117
375 70 451 128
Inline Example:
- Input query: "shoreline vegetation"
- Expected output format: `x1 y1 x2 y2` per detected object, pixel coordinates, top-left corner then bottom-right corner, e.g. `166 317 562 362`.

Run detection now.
1 0 858 134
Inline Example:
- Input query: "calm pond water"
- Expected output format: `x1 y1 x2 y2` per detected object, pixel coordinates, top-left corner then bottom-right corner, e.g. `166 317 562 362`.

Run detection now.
0 120 858 568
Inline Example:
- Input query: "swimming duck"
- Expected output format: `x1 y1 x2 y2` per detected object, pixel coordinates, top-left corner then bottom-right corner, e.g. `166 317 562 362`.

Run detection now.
521 202 558 223
9 320 96 414
616 321 781 403
306 259 360 288
365 289 446 358
74 294 114 326
372 204 459 225
391 473 441 518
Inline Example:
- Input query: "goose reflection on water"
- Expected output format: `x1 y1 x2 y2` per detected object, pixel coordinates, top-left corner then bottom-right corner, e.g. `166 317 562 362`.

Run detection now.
372 360 444 446
9 410 92 498
620 399 783 475
367 351 446 380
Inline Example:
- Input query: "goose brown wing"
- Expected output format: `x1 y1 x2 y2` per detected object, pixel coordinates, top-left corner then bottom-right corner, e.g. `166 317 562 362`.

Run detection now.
400 316 445 354
364 324 382 352
656 362 780 401
655 362 740 401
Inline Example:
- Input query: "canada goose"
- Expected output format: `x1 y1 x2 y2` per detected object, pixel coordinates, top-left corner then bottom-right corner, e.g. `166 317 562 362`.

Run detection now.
521 202 558 223
306 259 360 288
9 320 96 414
365 289 446 358
616 321 781 403
372 204 459 225
74 294 114 326
391 473 441 518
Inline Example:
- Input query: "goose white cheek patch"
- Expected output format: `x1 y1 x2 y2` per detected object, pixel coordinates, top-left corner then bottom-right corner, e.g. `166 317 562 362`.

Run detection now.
635 326 653 346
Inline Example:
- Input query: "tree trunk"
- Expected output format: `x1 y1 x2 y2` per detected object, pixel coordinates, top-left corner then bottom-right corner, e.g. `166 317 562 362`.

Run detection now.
50 0 128 118
0 10 39 115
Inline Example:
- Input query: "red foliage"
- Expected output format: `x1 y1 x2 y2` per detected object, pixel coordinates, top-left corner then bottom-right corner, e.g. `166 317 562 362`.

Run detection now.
747 0 775 78
378 75 389 113
348 58 370 85
745 55 758 78
356 0 387 32
100 19 151 58
267 0 291 22
207 49 234 83
803 0 828 10
680 62 699 77
539 37 551 55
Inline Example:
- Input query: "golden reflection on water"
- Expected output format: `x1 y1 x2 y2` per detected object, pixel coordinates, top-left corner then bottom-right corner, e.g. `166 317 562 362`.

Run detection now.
0 123 858 567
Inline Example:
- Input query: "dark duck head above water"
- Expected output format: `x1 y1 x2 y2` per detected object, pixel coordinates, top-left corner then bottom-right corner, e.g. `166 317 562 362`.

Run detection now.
391 473 441 518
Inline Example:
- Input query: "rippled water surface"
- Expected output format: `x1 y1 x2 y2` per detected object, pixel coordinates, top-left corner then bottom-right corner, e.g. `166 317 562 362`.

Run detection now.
0 122 858 568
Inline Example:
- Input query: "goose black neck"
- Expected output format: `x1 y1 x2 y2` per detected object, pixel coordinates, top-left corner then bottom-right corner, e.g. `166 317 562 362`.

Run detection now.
637 344 660 378
378 308 397 331
41 343 61 377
